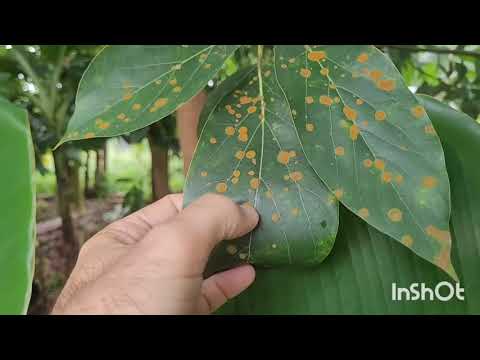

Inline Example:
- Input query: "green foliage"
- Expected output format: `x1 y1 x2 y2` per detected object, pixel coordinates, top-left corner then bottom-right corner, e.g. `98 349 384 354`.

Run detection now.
64 45 458 281
186 45 455 280
59 45 239 146
217 96 480 314
0 98 35 314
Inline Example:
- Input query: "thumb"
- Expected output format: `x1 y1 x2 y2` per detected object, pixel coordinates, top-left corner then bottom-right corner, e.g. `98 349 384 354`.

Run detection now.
199 265 255 314
173 193 259 259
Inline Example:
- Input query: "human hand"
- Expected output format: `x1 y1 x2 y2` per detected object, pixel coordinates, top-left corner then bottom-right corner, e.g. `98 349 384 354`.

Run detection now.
51 193 259 315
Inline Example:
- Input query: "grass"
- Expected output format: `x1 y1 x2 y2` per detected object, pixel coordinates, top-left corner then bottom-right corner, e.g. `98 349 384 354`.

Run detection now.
35 138 186 198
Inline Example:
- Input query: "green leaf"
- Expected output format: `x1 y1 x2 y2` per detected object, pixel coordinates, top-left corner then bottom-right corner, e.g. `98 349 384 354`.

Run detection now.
184 61 339 275
58 45 239 147
274 45 456 280
217 95 480 314
0 98 35 314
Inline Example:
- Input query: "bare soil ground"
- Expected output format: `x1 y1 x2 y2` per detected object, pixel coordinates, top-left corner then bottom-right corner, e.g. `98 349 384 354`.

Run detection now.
28 195 124 315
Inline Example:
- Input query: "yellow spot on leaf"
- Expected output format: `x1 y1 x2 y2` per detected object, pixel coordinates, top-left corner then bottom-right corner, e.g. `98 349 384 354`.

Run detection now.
283 175 290 181
356 99 364 105
306 123 315 132
117 113 126 120
426 225 451 244
369 70 384 81
232 177 239 185
411 105 426 119
363 159 373 168
233 170 241 178
291 208 300 217
250 177 260 190
248 171 255 176
349 124 360 140
320 68 329 76
132 103 142 111
308 51 326 62
374 159 385 171
173 86 182 93
334 189 344 200
335 146 345 156
265 190 272 198
387 208 403 222
84 132 95 139
240 96 251 105
246 150 256 159
226 244 238 255
235 150 245 160
422 176 438 189
425 125 436 135
225 126 235 136
343 106 358 121
216 182 228 193
210 137 217 144
377 79 396 92
401 234 414 248
305 96 314 104
201 171 208 177
277 150 291 165
395 174 404 184
319 95 333 106
247 106 257 114
289 171 303 182
357 53 369 63
358 208 370 218
382 171 393 183
375 110 387 121
169 79 177 86
271 212 281 223
300 68 312 78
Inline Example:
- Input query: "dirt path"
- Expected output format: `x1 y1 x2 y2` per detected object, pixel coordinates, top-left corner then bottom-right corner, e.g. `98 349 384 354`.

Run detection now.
28 195 124 314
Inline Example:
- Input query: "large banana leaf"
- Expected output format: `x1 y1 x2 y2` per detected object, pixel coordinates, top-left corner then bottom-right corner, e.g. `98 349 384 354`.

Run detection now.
217 95 480 315
0 98 35 314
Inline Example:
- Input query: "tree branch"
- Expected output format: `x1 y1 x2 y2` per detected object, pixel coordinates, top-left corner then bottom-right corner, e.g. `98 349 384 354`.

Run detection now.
49 45 67 120
378 45 480 59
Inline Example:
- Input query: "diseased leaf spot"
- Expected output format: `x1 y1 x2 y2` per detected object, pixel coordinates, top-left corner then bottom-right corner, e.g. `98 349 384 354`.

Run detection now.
225 126 235 136
210 137 217 144
422 176 438 189
250 178 260 190
395 174 404 184
424 124 436 135
277 150 292 165
369 69 384 81
132 103 142 111
291 208 300 216
235 150 245 160
375 110 387 121
401 234 414 247
377 79 396 92
357 53 369 63
240 96 251 105
358 208 370 218
216 182 228 193
149 98 168 112
411 105 426 119
335 146 345 156
271 212 281 223
247 106 257 114
300 68 312 78
387 208 403 222
374 159 385 170
334 97 340 104
173 86 182 93
343 106 358 121
265 190 272 198
382 171 393 183
305 96 314 104
238 126 249 142
169 79 177 86
307 51 326 62
356 99 364 105
226 244 238 255
334 189 344 199
320 68 329 76
239 253 247 260
349 124 360 141
84 132 95 139
248 170 255 176
246 150 256 159
117 113 127 120
233 170 241 178
200 171 208 177
306 123 315 132
289 171 304 182
319 95 333 106
363 159 373 168
232 177 239 184
426 225 451 243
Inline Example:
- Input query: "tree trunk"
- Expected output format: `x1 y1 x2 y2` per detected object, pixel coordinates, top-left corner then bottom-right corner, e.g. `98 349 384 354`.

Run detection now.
148 132 170 201
94 147 106 196
71 161 85 213
52 147 79 276
176 90 208 175
84 150 91 198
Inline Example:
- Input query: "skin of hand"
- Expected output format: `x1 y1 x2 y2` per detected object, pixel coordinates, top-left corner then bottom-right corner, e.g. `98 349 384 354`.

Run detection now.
51 193 259 315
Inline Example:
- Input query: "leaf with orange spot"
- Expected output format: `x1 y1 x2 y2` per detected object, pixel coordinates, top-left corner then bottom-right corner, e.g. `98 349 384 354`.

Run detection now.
57 45 239 147
275 45 456 280
184 66 339 275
